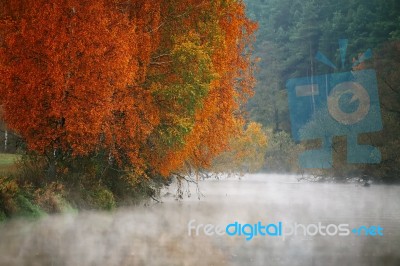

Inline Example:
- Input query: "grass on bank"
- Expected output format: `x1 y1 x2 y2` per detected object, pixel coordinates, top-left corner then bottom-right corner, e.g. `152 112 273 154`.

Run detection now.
0 152 157 222
0 153 20 174
0 153 64 221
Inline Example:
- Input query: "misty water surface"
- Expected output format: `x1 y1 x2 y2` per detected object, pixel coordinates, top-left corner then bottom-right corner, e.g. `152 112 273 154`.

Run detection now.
0 174 399 266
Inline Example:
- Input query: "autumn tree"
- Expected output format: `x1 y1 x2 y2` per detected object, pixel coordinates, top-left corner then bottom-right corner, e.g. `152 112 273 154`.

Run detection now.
211 122 268 175
0 0 256 191
1 1 159 168
145 0 257 176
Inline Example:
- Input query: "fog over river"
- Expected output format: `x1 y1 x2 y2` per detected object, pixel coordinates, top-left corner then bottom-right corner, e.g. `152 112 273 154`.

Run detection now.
0 174 399 266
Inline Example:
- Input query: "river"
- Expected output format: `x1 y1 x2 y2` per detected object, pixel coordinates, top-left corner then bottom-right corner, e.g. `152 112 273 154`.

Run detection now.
0 174 399 265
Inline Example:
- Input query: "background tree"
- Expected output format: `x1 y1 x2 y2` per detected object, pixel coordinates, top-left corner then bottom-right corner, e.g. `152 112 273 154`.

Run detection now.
244 0 400 180
211 122 268 175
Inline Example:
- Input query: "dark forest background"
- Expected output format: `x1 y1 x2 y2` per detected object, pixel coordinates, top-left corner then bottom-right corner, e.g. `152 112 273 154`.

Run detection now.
244 0 400 182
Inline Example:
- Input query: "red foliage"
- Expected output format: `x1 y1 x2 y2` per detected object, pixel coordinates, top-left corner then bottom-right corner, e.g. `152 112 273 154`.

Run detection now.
0 0 256 176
